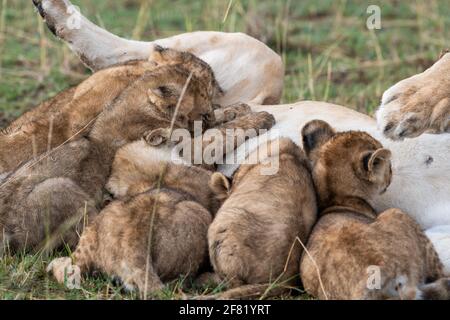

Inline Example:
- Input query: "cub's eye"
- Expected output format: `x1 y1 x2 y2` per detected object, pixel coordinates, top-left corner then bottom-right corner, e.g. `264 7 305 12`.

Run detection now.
157 86 172 97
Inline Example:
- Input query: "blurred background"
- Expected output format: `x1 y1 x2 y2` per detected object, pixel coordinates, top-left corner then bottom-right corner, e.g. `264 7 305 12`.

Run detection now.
0 0 448 125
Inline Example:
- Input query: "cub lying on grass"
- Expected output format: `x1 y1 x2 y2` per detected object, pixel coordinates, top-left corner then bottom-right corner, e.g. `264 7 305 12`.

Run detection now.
204 137 317 299
47 107 275 297
0 46 222 175
300 120 449 300
0 65 215 254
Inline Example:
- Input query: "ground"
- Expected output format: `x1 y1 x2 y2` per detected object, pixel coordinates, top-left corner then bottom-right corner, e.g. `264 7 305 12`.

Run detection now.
0 0 448 299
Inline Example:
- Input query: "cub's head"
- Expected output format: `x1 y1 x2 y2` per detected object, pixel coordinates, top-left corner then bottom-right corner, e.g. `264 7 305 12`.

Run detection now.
149 45 224 103
93 65 215 144
301 120 392 207
144 65 216 131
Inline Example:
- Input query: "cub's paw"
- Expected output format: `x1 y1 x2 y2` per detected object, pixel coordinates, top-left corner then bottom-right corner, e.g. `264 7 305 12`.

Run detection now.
377 52 450 140
214 103 252 124
46 257 81 290
245 111 276 131
223 103 252 120
222 111 275 134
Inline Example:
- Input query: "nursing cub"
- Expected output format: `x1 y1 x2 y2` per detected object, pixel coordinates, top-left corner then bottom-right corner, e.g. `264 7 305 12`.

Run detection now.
0 63 216 254
0 46 222 175
206 137 317 299
47 106 275 297
0 61 148 175
300 120 450 300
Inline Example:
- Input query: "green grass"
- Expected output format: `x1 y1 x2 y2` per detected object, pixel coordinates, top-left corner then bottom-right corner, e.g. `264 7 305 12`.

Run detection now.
0 0 449 300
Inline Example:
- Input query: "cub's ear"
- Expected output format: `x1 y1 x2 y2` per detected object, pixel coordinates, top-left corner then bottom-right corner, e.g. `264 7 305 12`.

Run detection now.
144 128 170 146
148 45 167 64
360 148 392 182
301 120 335 158
209 172 231 200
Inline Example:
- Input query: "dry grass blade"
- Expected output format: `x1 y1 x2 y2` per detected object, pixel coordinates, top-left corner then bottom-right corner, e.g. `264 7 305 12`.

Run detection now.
222 0 234 24
37 9 49 76
294 236 328 300
132 0 153 40
143 71 193 300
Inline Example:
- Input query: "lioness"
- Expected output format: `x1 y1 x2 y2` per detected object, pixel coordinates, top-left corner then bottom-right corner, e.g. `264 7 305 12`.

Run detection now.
299 120 449 300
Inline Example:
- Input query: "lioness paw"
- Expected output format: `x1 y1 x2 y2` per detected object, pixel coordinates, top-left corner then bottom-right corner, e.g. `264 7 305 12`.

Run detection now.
377 53 450 140
47 257 81 290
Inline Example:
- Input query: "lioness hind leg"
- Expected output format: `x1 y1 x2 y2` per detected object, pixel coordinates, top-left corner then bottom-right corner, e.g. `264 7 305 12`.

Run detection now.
32 0 152 70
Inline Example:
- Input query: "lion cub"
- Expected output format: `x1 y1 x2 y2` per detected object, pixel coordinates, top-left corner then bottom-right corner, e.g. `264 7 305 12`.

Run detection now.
0 46 222 174
206 137 317 299
299 120 450 300
47 107 275 297
0 61 149 175
0 64 216 254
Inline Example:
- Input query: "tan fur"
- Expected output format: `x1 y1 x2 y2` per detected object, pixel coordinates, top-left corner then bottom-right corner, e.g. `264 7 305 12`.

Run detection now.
299 120 449 300
207 138 317 299
377 53 450 140
0 64 214 253
0 48 218 175
0 61 149 174
47 108 275 297
149 45 224 101
56 181 213 297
